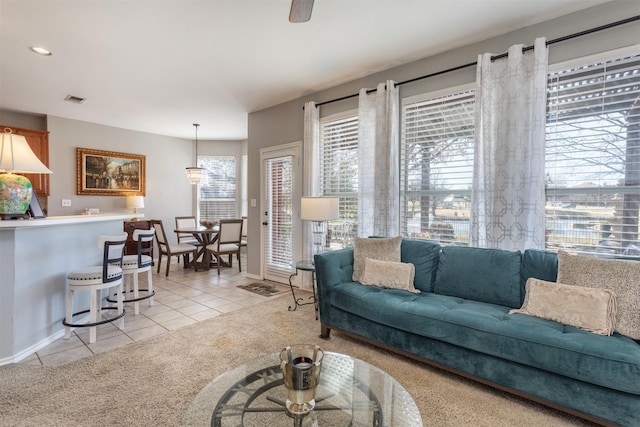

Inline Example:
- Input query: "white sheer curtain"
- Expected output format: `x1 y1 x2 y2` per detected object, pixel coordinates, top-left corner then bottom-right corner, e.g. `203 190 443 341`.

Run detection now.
302 101 320 260
470 38 548 251
358 80 400 237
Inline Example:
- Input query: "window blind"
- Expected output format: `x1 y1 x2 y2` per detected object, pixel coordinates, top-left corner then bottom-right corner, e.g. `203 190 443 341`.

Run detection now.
199 156 237 220
545 49 640 256
265 155 294 277
400 89 475 245
320 114 359 247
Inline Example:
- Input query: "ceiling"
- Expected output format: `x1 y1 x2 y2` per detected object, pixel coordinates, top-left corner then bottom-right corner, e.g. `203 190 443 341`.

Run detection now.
0 0 611 140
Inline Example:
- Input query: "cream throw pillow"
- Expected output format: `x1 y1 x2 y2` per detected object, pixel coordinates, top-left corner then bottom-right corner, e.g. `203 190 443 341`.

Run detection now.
360 258 419 293
510 278 617 336
352 236 402 282
557 250 640 339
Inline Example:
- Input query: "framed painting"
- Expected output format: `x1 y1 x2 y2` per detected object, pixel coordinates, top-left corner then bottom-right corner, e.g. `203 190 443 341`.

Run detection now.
76 148 146 196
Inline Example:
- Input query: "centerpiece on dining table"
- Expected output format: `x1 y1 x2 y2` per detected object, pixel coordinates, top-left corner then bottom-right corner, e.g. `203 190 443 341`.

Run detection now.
199 219 218 229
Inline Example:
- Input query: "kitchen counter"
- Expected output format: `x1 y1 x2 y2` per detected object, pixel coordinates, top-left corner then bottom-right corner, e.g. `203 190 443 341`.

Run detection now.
0 213 138 228
0 213 141 364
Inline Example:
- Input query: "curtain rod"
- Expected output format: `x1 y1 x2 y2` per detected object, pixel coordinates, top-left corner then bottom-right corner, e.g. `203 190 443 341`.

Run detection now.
313 14 640 108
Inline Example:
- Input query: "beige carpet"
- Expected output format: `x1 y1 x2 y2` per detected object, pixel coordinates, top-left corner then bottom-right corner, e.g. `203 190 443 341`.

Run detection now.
0 293 594 427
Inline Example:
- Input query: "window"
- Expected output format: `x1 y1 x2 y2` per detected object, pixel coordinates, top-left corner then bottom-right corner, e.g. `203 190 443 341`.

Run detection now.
320 112 359 248
315 46 639 256
400 87 475 245
545 47 640 256
198 156 237 220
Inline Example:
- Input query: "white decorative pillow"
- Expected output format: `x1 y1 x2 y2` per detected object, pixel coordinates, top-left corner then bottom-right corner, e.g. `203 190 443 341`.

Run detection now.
360 258 418 293
352 236 402 282
557 250 640 339
510 278 617 336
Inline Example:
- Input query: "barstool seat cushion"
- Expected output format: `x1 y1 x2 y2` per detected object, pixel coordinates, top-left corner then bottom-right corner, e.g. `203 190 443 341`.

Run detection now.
121 255 153 269
67 265 122 283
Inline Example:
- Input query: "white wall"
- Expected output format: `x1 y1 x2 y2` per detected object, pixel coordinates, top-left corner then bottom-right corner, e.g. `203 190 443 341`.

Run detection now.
46 116 194 238
44 116 246 244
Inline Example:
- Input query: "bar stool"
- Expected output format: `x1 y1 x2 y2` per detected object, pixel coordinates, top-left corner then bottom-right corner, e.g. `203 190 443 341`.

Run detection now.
108 229 155 315
62 233 128 344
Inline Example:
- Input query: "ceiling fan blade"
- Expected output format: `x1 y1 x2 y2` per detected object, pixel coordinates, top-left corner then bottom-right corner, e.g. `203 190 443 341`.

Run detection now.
289 0 314 23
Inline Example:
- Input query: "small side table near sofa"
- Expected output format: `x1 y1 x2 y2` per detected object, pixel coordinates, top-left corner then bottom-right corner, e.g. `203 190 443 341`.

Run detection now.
287 260 318 320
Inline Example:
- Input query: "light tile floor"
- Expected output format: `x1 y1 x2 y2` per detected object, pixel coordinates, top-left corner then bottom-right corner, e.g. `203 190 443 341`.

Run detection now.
19 254 282 367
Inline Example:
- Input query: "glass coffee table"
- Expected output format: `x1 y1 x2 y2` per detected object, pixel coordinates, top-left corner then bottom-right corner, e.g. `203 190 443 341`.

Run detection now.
183 351 422 427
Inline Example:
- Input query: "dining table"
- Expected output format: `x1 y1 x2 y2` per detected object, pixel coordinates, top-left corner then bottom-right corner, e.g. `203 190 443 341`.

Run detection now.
173 226 219 271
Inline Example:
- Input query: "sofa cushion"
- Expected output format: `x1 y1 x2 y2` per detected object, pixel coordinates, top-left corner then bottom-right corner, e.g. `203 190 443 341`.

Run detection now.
433 246 522 308
352 236 402 282
329 283 640 395
558 251 640 340
521 249 558 302
510 278 617 336
360 258 418 293
401 239 441 292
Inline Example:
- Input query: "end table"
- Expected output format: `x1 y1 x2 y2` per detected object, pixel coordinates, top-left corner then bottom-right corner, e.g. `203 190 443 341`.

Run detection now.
288 260 318 320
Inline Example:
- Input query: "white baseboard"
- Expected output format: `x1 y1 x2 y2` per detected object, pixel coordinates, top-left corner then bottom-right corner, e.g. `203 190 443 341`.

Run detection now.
0 314 90 366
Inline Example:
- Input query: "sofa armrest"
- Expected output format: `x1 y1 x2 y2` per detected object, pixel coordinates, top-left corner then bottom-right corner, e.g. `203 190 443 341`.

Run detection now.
314 248 354 321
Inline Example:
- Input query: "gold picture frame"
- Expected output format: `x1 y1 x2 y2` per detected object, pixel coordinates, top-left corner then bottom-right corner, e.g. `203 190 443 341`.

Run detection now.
76 148 146 196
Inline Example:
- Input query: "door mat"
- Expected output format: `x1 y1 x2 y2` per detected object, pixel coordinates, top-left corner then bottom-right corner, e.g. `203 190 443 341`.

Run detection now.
237 282 289 297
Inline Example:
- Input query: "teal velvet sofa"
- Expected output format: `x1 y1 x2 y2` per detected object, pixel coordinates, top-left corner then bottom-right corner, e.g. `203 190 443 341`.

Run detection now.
315 239 640 426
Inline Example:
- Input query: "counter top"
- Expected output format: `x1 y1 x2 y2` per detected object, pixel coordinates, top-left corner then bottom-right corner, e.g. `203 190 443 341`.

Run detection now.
0 213 143 229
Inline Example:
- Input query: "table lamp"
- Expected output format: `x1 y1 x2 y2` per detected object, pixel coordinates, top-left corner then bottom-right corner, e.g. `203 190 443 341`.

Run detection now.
126 195 144 220
301 196 339 257
0 128 52 217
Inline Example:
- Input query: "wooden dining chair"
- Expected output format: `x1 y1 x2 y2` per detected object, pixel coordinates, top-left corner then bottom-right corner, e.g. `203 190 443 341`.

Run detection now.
175 216 200 246
206 219 243 276
151 219 198 276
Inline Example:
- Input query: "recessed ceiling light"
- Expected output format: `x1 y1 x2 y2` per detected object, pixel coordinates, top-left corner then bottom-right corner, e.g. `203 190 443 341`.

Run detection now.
29 46 52 56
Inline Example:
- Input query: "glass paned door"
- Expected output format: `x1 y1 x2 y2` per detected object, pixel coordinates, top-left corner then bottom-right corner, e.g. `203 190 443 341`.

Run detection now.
262 143 301 283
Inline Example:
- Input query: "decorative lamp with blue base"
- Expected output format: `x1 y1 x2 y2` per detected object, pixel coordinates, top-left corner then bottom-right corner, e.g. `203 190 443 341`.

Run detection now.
0 128 52 217
0 173 33 214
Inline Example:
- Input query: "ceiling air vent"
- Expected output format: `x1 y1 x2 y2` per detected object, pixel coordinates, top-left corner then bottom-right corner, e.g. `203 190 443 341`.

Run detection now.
64 95 86 104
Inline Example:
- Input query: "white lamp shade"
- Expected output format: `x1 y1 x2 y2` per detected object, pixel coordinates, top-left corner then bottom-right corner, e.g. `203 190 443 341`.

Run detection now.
301 197 339 221
126 195 144 209
0 131 52 174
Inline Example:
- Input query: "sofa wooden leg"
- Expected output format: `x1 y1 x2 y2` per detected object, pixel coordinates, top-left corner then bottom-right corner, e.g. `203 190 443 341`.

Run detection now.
320 324 331 340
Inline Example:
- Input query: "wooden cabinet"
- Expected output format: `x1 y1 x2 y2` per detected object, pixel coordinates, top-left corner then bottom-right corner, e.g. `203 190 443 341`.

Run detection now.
124 219 153 256
0 125 50 196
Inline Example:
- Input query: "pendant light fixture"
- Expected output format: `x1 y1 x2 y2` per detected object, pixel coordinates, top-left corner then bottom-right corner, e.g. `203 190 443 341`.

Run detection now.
185 123 205 185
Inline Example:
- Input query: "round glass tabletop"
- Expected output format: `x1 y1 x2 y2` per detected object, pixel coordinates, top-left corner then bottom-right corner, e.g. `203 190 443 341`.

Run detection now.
183 351 422 427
